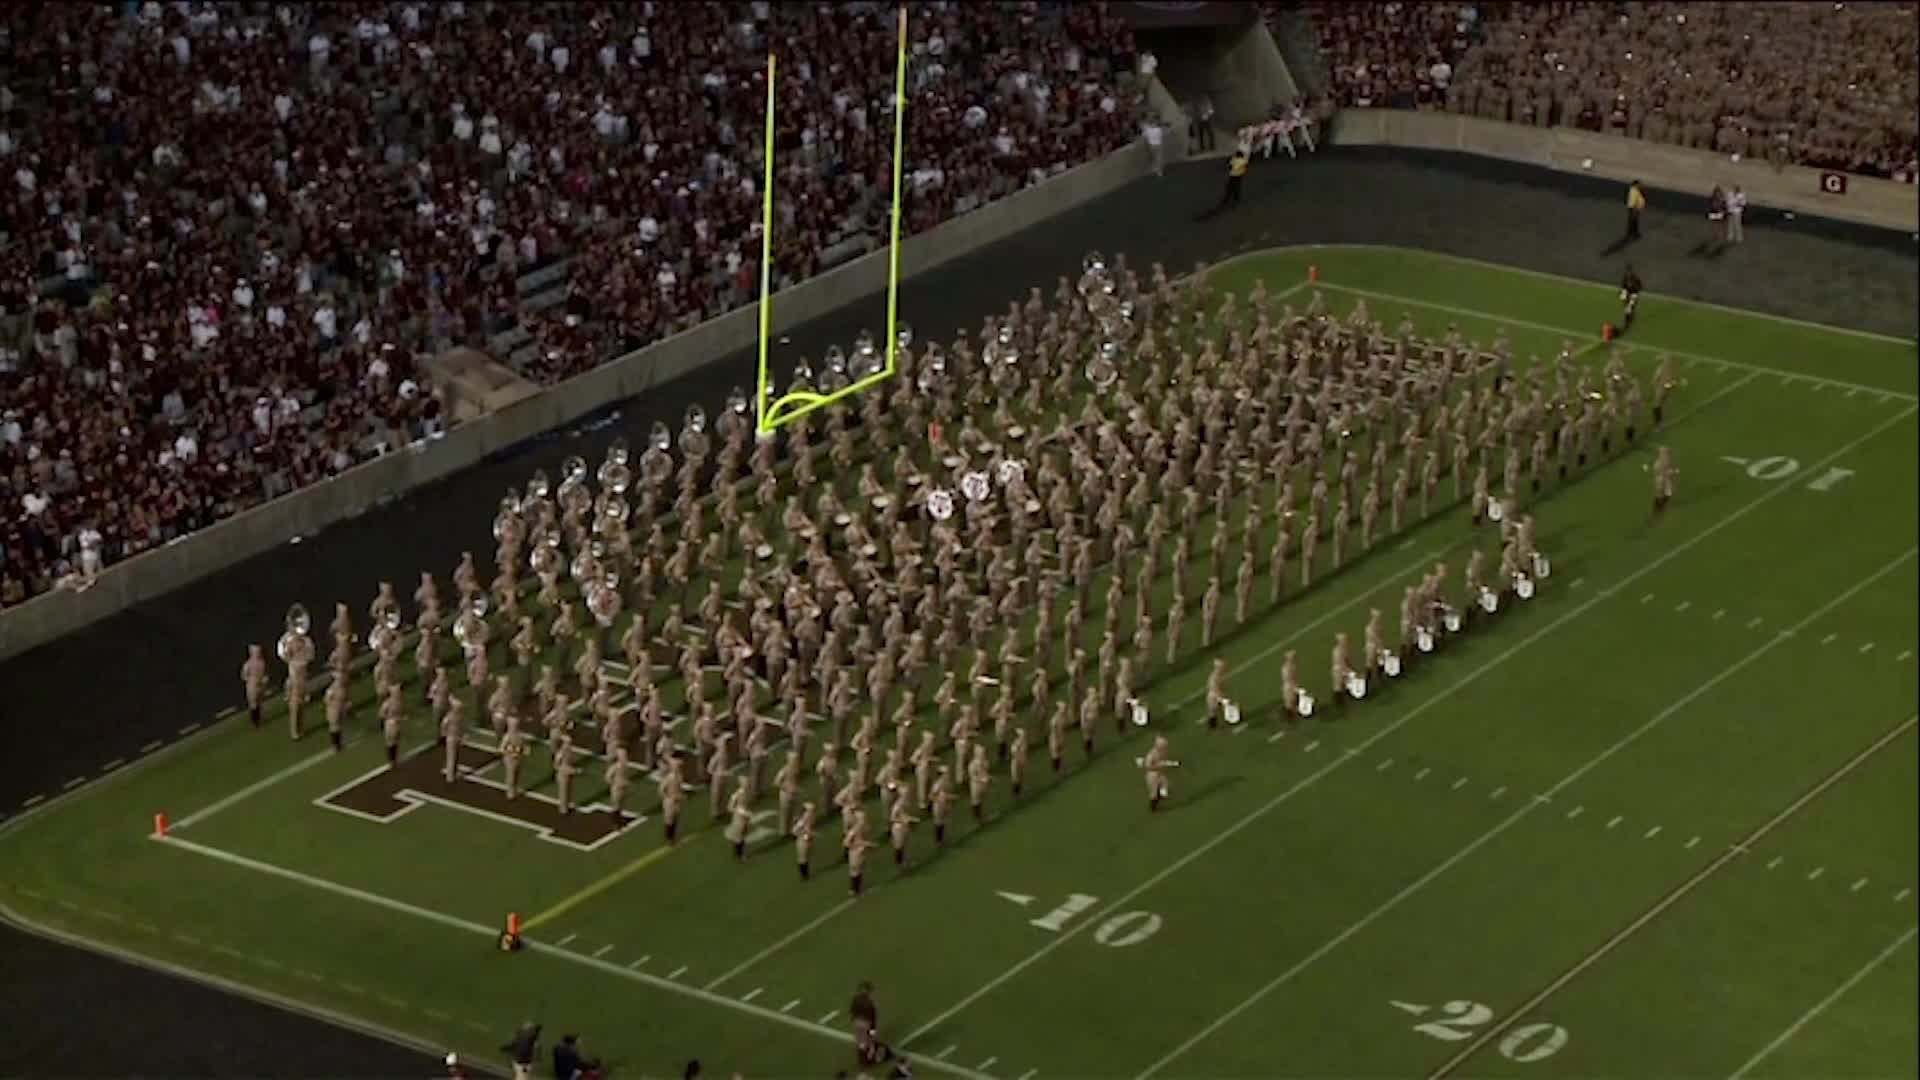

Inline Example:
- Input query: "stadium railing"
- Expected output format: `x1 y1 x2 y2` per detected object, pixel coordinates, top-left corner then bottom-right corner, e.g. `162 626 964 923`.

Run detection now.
1331 109 1919 233
0 139 1167 663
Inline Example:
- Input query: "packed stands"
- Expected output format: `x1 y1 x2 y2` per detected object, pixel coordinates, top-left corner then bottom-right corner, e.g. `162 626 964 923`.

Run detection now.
0 2 1141 606
1280 1 1920 181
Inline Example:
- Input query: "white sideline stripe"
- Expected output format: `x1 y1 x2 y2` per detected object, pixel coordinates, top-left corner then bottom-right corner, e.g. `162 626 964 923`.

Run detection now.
703 899 857 991
906 414 1916 1055
1302 243 1916 347
1726 926 1919 1080
1134 555 1917 1080
173 748 341 832
150 834 994 1079
1317 282 1917 400
1426 712 1920 1079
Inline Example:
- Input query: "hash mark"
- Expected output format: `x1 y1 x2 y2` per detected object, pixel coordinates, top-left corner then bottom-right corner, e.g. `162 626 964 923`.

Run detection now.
591 943 613 959
1766 857 1783 870
1820 633 1838 645
140 740 164 753
936 1045 959 1060
20 795 43 808
294 969 324 982
1415 767 1431 780
1376 758 1394 771
782 999 801 1013
1808 866 1826 881
1851 878 1870 893
100 758 125 772
1859 642 1875 654
1674 601 1692 613
1896 889 1912 903
1231 725 1248 736
1746 617 1764 629
668 965 688 979
1846 388 1859 398
426 1008 453 1020
1016 1071 1038 1080
630 955 651 969
978 1058 998 1072
133 921 159 933
1685 835 1701 849
1641 592 1656 604
819 1011 839 1025
1606 815 1623 829
1451 777 1468 790
1570 578 1585 589
555 933 577 948
1488 786 1507 800
1567 805 1585 819
1643 825 1662 839
1267 730 1286 743
1304 740 1320 752
339 982 365 995
1712 609 1726 621
61 777 85 791
742 988 763 1003
1897 650 1914 662
178 723 200 736
375 994 408 1009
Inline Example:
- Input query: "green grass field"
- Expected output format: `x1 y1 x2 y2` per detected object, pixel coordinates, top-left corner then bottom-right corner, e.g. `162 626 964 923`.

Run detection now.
3 245 1915 1080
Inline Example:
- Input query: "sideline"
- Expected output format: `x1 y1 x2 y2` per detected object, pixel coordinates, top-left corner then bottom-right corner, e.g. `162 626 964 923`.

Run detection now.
1725 923 1919 1080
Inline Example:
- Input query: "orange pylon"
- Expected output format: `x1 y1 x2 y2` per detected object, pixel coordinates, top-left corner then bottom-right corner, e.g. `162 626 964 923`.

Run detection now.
153 812 169 838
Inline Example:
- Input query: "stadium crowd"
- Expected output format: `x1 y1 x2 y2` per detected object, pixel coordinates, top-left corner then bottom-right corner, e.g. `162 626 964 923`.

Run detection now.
0 2 1140 607
1285 0 1920 180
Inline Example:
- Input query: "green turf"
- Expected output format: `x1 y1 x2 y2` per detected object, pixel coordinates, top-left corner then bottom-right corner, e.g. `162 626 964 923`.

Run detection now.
2 245 1914 1080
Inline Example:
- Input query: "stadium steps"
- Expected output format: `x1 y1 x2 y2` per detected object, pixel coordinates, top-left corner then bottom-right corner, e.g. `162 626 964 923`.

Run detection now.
1269 7 1329 98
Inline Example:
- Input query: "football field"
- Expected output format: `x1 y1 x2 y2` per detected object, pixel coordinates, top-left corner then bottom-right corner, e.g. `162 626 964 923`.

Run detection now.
3 246 1914 1079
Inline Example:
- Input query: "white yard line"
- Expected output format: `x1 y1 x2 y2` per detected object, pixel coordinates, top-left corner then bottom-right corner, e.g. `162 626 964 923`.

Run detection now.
1426 712 1920 1079
1317 282 1917 400
147 834 994 1080
1301 243 1916 348
1133 553 1917 1080
1726 925 1919 1080
172 748 341 832
703 899 858 991
902 415 1916 1054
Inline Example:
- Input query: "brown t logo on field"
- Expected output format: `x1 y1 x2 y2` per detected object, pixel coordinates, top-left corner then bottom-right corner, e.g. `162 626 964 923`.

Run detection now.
319 742 637 850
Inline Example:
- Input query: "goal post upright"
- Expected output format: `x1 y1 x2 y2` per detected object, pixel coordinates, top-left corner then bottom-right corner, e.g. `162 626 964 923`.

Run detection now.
756 5 911 438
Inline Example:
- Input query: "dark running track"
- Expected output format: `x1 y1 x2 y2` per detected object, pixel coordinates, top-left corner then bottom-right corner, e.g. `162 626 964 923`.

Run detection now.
2 145 1913 1078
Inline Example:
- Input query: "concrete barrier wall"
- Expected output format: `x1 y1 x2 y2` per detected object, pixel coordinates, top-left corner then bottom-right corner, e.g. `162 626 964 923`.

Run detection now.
1333 110 1919 233
0 144 1153 662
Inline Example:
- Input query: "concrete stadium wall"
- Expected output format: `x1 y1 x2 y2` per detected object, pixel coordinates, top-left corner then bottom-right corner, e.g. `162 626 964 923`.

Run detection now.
0 144 1155 662
1332 110 1919 234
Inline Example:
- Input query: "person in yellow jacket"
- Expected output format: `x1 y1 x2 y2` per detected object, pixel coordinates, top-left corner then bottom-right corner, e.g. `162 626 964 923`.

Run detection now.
1626 180 1647 240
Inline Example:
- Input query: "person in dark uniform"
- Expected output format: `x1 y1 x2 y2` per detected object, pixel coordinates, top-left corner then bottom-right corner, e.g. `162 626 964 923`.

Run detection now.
851 980 883 1064
1619 264 1644 333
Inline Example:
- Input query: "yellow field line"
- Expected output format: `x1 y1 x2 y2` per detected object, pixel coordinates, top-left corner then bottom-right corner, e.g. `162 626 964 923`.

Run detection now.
523 842 683 931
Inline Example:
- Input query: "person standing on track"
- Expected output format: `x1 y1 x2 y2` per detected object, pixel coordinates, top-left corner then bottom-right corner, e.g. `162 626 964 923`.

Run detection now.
1625 179 1647 241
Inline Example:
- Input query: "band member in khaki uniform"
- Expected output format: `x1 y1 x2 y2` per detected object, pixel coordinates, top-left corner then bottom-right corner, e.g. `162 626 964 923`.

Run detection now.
776 749 803 831
659 755 686 845
501 726 530 798
1205 658 1228 731
1008 725 1031 796
1651 445 1677 512
1364 609 1385 674
605 748 632 822
441 696 466 782
380 686 404 766
324 677 348 751
792 800 818 880
726 778 754 861
888 790 919 866
286 659 310 742
1142 735 1178 812
242 645 268 728
1048 700 1071 774
554 737 580 815
929 766 956 847
1331 632 1353 703
845 809 873 897
967 743 993 823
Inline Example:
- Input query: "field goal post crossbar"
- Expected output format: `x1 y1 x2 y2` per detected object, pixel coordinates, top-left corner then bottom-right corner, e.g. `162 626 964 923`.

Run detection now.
755 6 911 437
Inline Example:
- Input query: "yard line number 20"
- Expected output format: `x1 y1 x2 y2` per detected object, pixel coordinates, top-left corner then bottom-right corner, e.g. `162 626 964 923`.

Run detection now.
1402 999 1570 1064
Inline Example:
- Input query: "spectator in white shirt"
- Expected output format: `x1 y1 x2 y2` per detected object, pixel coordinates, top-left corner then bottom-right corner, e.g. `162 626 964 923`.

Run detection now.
174 432 198 463
1142 119 1166 176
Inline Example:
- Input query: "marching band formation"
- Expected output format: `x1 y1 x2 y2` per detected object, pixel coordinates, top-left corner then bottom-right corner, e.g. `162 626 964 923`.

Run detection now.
242 253 1682 896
